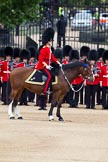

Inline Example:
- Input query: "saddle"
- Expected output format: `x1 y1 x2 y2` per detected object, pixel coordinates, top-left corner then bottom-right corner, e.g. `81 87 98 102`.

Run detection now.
25 69 58 85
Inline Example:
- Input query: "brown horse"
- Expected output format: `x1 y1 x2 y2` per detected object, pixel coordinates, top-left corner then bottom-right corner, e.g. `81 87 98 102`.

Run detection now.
8 60 93 121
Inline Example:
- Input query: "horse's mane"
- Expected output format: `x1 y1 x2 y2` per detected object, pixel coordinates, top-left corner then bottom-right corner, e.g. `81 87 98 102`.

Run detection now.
62 61 85 69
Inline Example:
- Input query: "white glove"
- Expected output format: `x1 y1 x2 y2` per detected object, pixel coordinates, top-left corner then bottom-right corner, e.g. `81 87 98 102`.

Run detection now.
59 63 62 68
84 80 86 86
46 65 51 70
100 81 102 87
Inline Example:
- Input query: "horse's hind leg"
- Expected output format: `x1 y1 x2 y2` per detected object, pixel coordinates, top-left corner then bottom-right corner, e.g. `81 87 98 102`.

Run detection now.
8 100 15 119
13 99 23 119
8 89 23 119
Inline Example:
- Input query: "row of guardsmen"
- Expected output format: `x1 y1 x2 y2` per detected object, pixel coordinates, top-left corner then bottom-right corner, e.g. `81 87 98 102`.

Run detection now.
0 45 108 110
0 46 38 106
61 45 108 109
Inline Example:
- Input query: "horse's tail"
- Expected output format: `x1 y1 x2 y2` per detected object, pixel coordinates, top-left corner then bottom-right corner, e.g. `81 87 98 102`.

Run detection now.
6 77 12 105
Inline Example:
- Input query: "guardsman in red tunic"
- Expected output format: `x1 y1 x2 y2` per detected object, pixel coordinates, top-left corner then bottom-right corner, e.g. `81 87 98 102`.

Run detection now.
85 49 99 109
96 48 105 105
34 28 62 95
0 48 4 102
62 45 72 65
28 46 37 104
68 49 82 108
100 50 108 109
79 46 90 105
17 49 31 105
1 46 13 105
53 48 63 63
13 47 21 68
62 45 72 103
5 48 21 105
36 46 55 109
28 46 37 67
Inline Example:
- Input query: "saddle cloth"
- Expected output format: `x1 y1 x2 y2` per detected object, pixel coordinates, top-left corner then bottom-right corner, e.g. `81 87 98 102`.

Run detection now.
25 69 58 85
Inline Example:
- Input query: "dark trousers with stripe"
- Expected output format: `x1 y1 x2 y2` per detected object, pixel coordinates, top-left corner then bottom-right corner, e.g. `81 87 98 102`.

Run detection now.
97 84 102 104
2 81 11 104
67 84 80 107
43 69 51 93
85 85 98 108
102 86 108 108
39 94 47 108
19 89 28 105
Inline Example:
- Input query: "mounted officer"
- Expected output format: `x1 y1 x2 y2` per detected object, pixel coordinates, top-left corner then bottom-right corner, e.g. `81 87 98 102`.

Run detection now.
34 27 62 95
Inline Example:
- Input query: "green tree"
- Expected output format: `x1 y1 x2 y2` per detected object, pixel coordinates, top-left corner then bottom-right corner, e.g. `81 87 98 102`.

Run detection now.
0 0 42 27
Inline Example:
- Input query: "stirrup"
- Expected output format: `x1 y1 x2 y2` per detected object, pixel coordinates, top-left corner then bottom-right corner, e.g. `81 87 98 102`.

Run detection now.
43 90 52 95
46 90 52 95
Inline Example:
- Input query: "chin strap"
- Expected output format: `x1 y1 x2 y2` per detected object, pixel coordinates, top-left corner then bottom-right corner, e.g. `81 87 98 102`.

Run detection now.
61 67 84 93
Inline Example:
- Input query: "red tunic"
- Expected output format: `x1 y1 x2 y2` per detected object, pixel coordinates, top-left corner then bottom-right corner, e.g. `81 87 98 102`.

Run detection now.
62 59 69 64
72 75 84 85
15 62 25 68
1 61 11 82
35 46 57 70
100 64 108 87
96 61 104 82
86 76 99 85
0 61 3 82
97 61 104 69
86 64 100 85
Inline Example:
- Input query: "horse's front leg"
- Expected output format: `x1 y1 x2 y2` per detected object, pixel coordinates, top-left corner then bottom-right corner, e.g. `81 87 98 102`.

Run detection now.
48 101 57 121
56 101 64 121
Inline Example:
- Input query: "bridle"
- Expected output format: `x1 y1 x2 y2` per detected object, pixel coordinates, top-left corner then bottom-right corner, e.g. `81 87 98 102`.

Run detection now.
60 63 93 92
61 66 85 93
81 63 93 81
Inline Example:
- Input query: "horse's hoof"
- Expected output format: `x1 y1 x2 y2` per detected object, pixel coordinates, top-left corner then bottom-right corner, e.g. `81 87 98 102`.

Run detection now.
17 116 23 119
10 116 15 120
49 118 54 121
49 115 54 121
58 118 64 122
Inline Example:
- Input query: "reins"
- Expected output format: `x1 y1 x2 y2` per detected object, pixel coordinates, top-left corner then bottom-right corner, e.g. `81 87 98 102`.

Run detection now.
60 66 84 93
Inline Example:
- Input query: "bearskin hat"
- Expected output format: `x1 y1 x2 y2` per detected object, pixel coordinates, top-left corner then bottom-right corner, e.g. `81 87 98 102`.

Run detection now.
80 46 90 58
0 47 4 58
13 48 20 59
4 46 13 57
97 48 105 59
42 27 55 45
54 48 63 60
28 46 36 58
20 49 31 61
102 50 108 62
88 49 98 61
70 49 79 60
63 45 72 57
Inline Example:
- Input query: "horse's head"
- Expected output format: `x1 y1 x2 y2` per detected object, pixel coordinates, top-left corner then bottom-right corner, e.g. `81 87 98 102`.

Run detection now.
80 59 94 82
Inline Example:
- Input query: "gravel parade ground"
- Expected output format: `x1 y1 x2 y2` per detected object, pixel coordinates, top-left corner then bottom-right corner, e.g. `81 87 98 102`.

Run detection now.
0 103 108 162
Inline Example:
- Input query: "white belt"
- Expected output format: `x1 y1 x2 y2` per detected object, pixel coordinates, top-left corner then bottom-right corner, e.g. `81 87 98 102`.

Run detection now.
103 75 108 78
3 71 10 74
